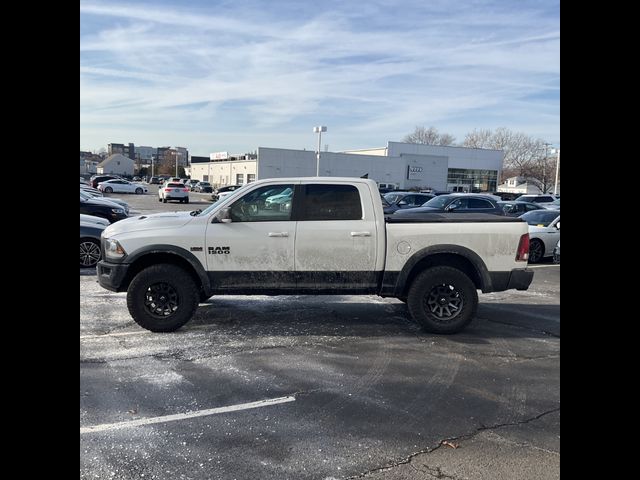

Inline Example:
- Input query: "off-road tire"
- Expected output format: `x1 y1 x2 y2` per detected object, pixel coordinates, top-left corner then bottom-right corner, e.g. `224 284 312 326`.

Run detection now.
126 264 199 332
407 266 478 334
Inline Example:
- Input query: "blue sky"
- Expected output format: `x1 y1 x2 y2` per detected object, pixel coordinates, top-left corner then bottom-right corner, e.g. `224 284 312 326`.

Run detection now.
80 0 560 156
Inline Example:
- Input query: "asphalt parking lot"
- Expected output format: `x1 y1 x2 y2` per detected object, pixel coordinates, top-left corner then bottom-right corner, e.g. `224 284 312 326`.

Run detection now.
81 189 560 480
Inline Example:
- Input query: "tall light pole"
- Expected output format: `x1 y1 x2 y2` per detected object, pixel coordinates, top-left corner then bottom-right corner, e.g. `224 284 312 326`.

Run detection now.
313 126 327 176
552 148 560 195
543 142 551 193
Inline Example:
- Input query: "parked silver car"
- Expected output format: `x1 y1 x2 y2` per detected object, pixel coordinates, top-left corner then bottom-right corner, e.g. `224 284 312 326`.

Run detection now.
80 220 106 268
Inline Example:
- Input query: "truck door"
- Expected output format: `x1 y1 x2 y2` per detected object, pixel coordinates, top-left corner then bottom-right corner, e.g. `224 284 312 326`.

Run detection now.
204 183 297 292
294 183 378 292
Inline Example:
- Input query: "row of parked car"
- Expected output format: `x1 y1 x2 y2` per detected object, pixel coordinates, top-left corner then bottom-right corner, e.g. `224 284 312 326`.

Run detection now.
381 191 559 216
381 191 560 263
80 178 133 268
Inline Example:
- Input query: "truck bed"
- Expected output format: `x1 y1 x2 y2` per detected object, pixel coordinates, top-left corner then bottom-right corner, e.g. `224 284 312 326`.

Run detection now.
385 212 524 223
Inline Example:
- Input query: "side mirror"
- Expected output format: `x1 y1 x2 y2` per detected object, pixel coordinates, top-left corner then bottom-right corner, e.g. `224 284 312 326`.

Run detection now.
445 204 458 211
213 207 232 223
398 200 408 206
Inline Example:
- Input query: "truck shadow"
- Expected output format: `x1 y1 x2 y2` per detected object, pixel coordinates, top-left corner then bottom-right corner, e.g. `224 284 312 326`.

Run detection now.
188 296 559 342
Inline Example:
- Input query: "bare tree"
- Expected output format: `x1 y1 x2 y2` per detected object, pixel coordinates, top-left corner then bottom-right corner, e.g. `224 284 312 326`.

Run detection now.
527 147 558 194
403 126 456 146
463 127 555 191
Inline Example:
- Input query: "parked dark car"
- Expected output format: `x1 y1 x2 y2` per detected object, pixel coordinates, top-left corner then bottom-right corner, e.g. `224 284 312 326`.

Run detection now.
80 221 106 268
491 191 520 201
193 181 213 193
498 201 545 217
149 176 161 185
216 185 243 194
542 198 560 210
90 174 119 189
383 192 435 214
514 194 557 204
392 194 504 216
80 196 128 223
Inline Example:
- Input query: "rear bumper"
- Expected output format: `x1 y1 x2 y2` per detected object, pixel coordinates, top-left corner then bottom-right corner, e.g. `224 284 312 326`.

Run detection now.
487 268 534 292
97 261 131 292
164 195 188 200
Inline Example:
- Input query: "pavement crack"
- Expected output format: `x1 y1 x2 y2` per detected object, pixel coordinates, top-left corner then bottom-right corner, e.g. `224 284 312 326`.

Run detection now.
480 317 560 338
346 407 560 479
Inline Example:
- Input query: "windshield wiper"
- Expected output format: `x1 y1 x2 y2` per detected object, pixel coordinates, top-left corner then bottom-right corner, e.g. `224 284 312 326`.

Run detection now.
190 209 202 216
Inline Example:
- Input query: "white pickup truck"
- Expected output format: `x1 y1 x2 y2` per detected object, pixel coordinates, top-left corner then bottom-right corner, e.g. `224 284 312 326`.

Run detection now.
97 177 533 334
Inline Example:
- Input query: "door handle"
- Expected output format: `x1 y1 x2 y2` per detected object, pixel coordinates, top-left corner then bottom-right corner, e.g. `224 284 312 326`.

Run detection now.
350 231 371 237
268 232 289 237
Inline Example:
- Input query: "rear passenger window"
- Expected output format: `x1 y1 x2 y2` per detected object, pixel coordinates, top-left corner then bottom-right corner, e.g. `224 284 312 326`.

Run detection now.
301 184 362 221
468 198 493 209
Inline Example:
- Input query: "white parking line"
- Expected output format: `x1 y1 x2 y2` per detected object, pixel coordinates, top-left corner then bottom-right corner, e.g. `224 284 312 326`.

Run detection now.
528 264 560 269
80 395 296 434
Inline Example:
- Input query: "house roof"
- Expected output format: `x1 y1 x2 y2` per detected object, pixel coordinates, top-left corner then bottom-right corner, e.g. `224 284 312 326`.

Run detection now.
98 154 132 167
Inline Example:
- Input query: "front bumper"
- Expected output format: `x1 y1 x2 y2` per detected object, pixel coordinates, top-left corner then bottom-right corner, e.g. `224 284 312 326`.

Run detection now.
109 212 128 223
97 261 131 292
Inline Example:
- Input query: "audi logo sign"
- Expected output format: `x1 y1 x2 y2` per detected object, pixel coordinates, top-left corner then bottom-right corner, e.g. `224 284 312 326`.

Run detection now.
407 165 424 180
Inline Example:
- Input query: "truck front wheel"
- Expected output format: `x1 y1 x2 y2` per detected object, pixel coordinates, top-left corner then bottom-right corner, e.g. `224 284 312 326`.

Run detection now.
407 266 478 334
126 264 199 332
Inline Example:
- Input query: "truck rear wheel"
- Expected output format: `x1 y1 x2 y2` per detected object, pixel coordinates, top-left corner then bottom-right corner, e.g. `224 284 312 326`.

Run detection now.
126 264 199 332
407 266 478 334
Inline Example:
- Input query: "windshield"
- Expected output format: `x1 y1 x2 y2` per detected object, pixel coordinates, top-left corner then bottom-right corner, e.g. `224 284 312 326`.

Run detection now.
422 195 454 208
520 210 559 226
384 192 404 204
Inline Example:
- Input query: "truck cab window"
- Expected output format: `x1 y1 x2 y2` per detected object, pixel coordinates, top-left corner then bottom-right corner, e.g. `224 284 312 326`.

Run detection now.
229 184 294 222
300 184 362 221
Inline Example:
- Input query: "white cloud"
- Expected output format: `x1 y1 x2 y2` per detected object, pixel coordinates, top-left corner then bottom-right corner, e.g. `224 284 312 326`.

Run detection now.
80 0 560 152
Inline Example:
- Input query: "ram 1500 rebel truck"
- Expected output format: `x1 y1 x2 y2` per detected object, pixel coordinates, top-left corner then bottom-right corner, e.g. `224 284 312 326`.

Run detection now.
97 178 533 334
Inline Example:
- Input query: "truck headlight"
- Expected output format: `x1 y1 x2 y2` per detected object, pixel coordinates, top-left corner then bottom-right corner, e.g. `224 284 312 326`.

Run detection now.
104 238 127 260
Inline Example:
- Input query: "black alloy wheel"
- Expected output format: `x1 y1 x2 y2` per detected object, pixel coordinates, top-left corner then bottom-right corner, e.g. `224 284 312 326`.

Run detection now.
425 283 464 321
528 239 544 264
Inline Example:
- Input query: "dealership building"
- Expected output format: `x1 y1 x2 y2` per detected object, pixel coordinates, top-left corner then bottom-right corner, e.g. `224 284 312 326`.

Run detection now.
189 141 503 192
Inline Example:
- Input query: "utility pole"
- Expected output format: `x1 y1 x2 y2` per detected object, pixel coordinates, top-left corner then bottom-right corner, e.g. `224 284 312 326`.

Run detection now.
553 148 560 195
313 126 327 176
543 143 551 193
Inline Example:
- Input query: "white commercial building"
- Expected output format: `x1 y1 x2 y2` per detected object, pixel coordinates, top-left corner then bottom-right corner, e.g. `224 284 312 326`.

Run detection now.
96 154 135 176
190 159 257 186
189 141 503 192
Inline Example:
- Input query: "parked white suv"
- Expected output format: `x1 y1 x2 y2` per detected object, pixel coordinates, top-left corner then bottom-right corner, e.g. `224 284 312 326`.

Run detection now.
158 182 190 203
